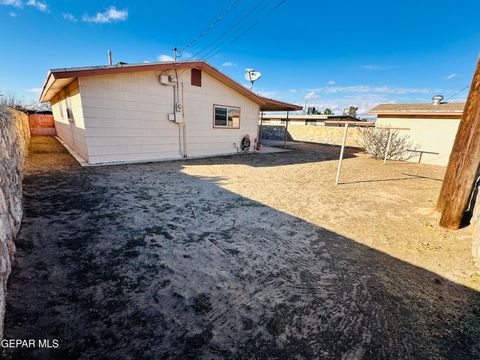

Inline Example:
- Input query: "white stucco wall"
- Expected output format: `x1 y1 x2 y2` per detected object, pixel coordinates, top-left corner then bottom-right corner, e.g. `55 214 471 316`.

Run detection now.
51 80 89 161
77 69 260 164
375 116 461 166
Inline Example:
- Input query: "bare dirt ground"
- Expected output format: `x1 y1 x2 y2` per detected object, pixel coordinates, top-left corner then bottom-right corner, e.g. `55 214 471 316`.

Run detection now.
3 136 480 359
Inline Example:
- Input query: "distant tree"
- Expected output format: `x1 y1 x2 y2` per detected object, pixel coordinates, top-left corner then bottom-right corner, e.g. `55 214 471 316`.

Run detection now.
323 108 334 115
0 94 24 108
344 106 358 117
307 107 322 115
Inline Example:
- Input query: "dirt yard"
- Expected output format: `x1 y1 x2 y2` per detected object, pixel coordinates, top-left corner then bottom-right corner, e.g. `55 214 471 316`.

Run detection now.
3 137 480 359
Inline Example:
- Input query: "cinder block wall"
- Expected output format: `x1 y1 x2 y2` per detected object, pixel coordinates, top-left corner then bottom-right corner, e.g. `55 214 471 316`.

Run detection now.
261 125 361 147
0 106 30 338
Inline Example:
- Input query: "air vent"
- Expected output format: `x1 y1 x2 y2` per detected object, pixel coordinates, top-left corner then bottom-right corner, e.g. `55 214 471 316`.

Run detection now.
432 95 444 105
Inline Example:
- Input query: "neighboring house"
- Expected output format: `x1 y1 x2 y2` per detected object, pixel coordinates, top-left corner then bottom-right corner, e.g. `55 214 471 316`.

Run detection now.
261 114 360 126
369 97 465 166
39 61 301 165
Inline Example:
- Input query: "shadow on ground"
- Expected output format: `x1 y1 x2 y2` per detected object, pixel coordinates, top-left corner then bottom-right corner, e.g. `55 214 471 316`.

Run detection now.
2 137 480 359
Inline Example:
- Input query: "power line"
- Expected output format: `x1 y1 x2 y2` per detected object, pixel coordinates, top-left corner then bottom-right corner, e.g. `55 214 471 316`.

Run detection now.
202 0 287 60
191 0 270 59
180 0 241 54
444 85 469 102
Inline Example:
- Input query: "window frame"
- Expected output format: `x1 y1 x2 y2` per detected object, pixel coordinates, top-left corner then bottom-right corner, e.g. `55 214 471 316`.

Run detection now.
64 89 75 123
213 104 241 129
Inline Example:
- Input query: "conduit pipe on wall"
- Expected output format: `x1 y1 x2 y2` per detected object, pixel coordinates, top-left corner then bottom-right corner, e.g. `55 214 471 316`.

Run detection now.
181 82 188 158
161 69 186 158
171 85 183 157
173 67 188 158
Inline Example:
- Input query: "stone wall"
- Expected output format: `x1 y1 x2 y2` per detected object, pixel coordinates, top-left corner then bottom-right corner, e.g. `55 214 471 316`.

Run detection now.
0 106 30 338
261 125 361 147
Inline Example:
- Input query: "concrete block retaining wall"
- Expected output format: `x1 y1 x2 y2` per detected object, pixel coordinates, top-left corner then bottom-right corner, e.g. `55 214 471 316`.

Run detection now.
0 106 30 338
261 125 361 147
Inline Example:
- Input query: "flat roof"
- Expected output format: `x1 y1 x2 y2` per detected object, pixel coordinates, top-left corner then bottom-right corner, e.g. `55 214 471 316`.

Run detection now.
369 102 465 116
39 60 302 112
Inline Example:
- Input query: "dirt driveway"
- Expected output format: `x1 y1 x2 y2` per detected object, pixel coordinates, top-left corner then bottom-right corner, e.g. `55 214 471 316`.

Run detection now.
3 136 480 359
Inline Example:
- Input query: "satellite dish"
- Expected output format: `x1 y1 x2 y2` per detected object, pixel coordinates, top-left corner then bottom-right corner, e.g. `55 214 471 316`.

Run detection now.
244 69 262 89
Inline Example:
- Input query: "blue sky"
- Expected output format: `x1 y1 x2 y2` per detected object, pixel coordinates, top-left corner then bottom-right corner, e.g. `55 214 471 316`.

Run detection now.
0 0 479 115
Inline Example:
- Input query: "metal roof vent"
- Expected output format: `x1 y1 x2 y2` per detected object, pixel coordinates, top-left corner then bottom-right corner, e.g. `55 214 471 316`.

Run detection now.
432 95 444 105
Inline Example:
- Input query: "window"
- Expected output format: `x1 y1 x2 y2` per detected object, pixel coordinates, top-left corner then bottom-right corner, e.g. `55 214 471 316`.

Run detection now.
214 105 240 128
58 100 65 119
65 96 75 122
191 68 202 87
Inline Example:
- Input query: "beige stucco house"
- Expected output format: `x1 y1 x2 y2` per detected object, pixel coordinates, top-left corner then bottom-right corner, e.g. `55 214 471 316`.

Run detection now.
369 100 465 166
39 61 300 165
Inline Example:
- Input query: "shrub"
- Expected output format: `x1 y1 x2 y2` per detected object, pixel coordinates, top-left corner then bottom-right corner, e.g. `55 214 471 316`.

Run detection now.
355 127 419 161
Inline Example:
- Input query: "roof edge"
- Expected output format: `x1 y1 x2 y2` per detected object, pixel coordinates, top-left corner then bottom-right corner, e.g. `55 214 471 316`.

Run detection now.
39 60 300 111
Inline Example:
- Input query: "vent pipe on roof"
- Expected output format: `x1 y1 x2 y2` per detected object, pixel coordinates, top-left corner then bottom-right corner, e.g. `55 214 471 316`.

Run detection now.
432 95 444 105
108 50 113 66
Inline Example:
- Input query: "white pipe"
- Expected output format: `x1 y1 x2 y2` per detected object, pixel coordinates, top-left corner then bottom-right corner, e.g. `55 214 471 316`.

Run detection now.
181 82 187 158
384 129 393 164
335 123 349 185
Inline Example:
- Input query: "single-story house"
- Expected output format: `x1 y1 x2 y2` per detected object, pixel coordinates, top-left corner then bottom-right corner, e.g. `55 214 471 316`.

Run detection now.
39 60 301 165
369 98 465 166
261 114 360 126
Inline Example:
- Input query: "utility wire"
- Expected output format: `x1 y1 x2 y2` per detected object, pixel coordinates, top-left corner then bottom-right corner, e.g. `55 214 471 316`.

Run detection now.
202 0 287 60
191 0 270 59
180 0 241 54
444 85 469 102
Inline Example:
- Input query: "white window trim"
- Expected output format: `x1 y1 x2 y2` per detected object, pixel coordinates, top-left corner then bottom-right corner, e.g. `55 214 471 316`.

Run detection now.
213 104 241 129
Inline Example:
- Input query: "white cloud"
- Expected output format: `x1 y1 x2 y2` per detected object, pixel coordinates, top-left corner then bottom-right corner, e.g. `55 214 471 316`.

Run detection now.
288 89 298 93
327 80 336 85
26 87 42 94
306 94 392 117
445 73 457 80
27 0 47 12
304 91 318 100
158 54 175 62
222 61 236 67
361 64 392 70
62 13 76 22
309 85 429 95
0 0 22 7
9 11 16 16
83 6 128 24
182 52 193 59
